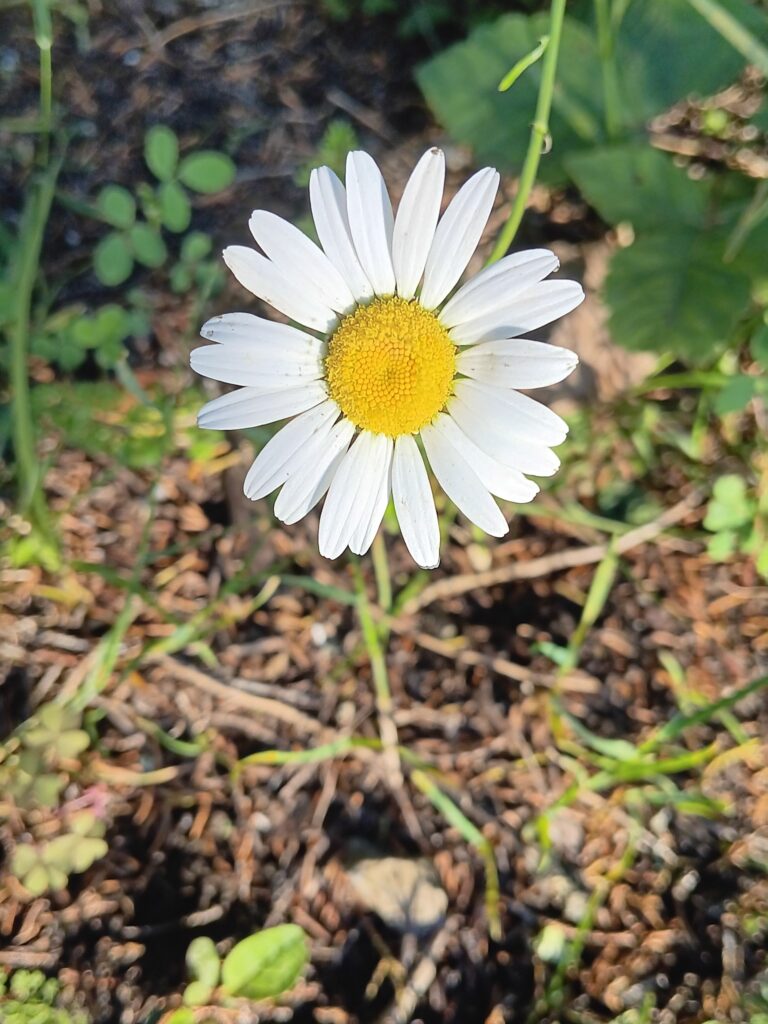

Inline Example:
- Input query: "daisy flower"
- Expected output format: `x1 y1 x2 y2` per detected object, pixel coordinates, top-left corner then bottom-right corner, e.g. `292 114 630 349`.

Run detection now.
191 148 583 569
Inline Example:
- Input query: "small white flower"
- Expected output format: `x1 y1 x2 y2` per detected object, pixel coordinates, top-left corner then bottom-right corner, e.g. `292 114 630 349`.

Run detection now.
191 148 583 569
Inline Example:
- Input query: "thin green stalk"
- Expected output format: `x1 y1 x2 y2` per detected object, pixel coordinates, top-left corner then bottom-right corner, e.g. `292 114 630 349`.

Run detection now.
411 769 501 940
356 574 402 785
594 0 622 139
371 532 392 612
31 0 53 164
488 0 567 263
11 157 61 525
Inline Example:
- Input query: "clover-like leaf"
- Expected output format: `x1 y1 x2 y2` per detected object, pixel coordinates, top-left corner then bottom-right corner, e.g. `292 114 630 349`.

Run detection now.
221 924 308 1000
178 151 236 194
145 125 179 182
129 224 167 269
94 231 134 286
158 180 192 233
181 230 212 264
97 185 136 229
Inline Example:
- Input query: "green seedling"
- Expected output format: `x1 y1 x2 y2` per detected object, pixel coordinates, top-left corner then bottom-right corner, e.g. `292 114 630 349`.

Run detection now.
92 125 235 287
12 812 108 897
704 473 767 577
0 968 89 1024
1 703 90 810
171 925 308 1014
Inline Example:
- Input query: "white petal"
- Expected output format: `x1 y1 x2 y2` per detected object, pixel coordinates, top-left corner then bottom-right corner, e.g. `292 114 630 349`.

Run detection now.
310 167 373 303
449 280 584 345
249 210 355 315
419 167 499 310
421 422 508 538
439 249 559 328
454 379 568 446
191 342 322 388
274 419 356 525
200 312 323 353
223 246 337 333
456 337 579 389
243 400 339 500
392 435 440 569
392 148 445 300
198 382 328 430
430 413 539 503
350 436 393 556
319 431 391 559
447 393 560 477
345 152 396 296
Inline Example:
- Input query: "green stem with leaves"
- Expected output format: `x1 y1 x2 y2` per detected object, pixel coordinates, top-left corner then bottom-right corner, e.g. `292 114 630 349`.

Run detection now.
488 0 567 263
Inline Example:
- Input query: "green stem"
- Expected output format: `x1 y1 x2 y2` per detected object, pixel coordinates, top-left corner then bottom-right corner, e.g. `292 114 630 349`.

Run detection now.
594 0 622 139
488 0 567 263
11 157 61 523
371 532 393 613
355 565 402 785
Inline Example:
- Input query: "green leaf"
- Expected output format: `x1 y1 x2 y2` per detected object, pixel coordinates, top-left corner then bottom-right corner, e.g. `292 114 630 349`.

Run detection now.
752 323 768 370
181 230 212 263
178 151 236 194
714 374 757 415
186 936 220 989
145 125 179 182
221 924 308 999
129 224 167 268
707 529 737 560
416 13 604 183
615 0 768 124
97 185 136 229
604 228 750 362
158 180 192 233
565 144 709 230
704 474 754 531
93 232 134 286
183 980 214 1006
170 264 192 294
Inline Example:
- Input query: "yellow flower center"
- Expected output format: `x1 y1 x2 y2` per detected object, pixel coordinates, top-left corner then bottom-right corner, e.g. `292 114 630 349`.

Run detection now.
325 296 456 437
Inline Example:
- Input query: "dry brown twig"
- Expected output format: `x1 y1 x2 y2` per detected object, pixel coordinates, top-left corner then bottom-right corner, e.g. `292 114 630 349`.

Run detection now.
399 489 704 616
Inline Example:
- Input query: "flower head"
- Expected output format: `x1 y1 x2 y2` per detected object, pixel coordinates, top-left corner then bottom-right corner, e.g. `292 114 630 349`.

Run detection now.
191 148 583 568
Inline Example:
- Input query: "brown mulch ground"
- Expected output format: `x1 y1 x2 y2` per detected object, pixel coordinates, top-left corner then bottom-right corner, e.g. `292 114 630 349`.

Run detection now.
2 2 768 1023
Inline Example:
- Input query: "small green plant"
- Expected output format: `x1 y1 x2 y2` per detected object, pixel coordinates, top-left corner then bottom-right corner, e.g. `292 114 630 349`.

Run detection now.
12 812 108 897
704 473 767 575
29 302 150 372
0 968 89 1023
295 120 359 187
93 125 235 287
0 703 90 810
166 925 308 1017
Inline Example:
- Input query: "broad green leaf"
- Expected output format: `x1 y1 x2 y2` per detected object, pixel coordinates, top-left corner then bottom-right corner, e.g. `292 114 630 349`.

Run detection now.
565 145 709 230
221 924 308 999
178 151 236 194
145 125 179 182
93 232 133 286
615 0 768 124
416 13 604 183
158 180 191 233
129 223 167 268
97 185 136 229
604 228 750 362
714 374 757 415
